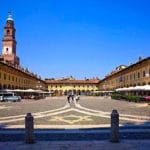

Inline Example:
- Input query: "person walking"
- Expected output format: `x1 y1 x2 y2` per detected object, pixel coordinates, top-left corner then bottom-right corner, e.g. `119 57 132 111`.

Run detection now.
67 95 70 103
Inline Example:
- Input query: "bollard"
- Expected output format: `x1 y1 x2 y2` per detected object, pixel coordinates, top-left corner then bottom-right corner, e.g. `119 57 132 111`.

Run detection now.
110 109 119 143
25 113 34 144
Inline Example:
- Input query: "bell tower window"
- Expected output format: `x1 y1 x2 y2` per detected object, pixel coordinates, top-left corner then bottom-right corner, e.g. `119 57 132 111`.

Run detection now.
6 48 9 54
7 30 10 35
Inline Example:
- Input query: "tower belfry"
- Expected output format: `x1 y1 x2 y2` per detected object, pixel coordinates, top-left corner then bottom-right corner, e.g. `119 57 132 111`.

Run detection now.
0 12 20 65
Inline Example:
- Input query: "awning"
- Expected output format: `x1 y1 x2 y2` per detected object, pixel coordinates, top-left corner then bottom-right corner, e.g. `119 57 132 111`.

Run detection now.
115 85 150 91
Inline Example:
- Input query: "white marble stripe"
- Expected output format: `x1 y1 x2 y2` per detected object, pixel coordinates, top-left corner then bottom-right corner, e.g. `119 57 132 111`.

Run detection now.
0 108 72 123
0 104 69 120
71 108 149 122
76 103 150 120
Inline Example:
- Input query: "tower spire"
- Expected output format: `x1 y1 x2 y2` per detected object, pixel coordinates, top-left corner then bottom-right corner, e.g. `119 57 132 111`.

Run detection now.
7 11 13 21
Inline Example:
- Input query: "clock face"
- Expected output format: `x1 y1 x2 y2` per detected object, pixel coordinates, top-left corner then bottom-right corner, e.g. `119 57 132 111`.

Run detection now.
3 47 12 54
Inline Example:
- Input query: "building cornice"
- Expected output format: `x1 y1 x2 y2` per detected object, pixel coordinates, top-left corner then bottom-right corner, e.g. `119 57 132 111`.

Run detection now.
99 56 150 83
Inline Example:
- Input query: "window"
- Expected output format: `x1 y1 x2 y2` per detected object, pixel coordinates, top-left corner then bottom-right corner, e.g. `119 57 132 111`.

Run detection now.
4 74 6 80
127 75 128 81
130 74 132 80
119 76 123 82
7 30 10 35
143 71 145 77
133 74 135 80
138 72 140 78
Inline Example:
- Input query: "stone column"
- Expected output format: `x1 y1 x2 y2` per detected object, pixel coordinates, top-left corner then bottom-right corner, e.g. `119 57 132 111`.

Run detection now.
25 113 34 144
110 109 119 142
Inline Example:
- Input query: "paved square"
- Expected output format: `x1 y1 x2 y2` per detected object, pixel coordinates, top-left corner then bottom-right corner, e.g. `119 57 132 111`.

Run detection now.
0 96 150 128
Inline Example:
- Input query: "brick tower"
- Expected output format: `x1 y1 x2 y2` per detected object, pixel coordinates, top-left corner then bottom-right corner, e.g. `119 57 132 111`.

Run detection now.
0 12 20 65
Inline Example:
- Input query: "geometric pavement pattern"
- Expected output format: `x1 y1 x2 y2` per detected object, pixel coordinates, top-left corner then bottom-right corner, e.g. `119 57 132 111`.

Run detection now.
0 101 150 125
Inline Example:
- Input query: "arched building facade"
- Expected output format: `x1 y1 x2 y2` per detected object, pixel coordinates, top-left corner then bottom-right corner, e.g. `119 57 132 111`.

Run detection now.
45 78 100 96
99 57 150 94
0 61 47 90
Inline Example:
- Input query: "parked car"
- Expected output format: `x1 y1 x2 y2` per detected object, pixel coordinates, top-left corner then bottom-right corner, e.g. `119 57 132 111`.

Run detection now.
144 96 150 101
3 96 21 102
141 96 150 101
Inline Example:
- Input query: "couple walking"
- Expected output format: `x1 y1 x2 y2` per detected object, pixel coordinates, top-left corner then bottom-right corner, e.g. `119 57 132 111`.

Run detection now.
67 92 80 104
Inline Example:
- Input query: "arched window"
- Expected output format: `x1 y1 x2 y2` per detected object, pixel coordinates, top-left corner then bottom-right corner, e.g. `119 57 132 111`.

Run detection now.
7 30 10 35
143 82 146 85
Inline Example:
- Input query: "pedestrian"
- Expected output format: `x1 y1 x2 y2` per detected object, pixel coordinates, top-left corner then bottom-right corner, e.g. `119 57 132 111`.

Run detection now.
76 95 80 103
67 95 70 103
71 94 74 101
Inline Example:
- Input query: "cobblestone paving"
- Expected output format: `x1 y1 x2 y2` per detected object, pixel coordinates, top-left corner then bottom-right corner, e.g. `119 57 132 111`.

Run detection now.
0 96 150 127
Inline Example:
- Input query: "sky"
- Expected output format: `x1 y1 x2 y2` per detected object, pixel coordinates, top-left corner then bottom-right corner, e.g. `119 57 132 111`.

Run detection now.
0 0 150 80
